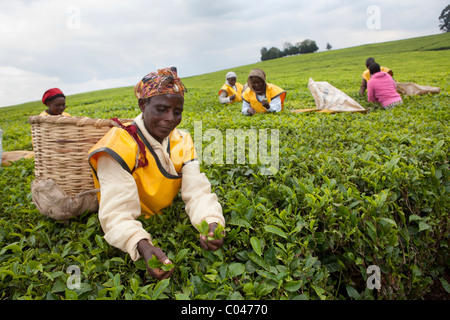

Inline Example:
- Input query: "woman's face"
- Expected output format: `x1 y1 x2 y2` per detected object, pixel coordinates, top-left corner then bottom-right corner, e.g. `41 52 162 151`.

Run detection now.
227 77 237 86
46 97 66 115
139 94 184 143
249 76 265 94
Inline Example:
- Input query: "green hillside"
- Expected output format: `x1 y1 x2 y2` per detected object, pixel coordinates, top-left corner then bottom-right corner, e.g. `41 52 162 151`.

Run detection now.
184 32 449 89
0 33 449 300
1 33 449 150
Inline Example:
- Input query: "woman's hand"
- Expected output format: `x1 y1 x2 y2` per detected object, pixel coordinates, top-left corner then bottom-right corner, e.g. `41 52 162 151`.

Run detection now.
261 99 270 109
199 222 225 251
137 239 174 280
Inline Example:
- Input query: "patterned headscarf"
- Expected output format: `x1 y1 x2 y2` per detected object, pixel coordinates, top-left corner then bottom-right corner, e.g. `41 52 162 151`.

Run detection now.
134 67 187 100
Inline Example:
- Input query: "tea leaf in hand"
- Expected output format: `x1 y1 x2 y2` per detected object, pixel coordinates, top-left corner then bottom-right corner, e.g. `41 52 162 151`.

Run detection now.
161 263 175 271
197 220 210 236
147 256 174 271
147 256 163 269
213 223 225 240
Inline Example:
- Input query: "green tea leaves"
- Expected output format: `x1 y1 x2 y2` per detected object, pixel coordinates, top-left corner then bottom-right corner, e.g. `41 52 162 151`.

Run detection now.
263 225 287 239
227 263 245 278
250 237 262 256
147 256 175 272
197 220 210 236
196 220 225 241
152 279 170 300
0 33 448 301
213 223 225 239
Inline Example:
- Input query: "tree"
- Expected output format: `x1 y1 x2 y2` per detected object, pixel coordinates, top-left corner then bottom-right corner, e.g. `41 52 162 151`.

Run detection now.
260 38 319 61
290 45 300 55
260 47 268 61
294 42 302 54
439 4 450 33
299 39 319 54
326 43 332 51
283 42 294 56
267 47 282 60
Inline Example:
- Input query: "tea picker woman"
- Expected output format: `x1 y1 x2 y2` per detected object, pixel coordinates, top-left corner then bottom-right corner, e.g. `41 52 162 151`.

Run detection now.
218 71 245 104
88 67 226 280
2 88 70 165
241 68 286 116
367 63 403 109
40 88 71 116
359 57 393 96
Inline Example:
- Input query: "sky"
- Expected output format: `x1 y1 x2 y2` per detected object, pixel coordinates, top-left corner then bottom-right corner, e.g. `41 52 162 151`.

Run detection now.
0 0 446 108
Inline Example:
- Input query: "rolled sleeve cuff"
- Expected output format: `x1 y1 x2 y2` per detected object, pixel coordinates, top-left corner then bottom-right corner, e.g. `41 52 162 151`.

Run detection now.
124 232 153 261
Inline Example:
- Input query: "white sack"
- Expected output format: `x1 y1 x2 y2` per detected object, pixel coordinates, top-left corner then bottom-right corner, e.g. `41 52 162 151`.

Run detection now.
31 179 99 221
307 78 366 112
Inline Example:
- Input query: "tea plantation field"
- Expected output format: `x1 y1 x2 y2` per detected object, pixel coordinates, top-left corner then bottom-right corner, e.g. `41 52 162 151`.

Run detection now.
0 33 449 300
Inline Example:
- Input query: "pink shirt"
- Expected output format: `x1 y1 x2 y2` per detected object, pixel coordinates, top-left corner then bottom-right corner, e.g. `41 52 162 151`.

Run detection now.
367 72 402 107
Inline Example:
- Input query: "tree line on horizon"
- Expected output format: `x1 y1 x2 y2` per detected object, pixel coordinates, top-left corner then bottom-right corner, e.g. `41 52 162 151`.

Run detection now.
260 39 329 61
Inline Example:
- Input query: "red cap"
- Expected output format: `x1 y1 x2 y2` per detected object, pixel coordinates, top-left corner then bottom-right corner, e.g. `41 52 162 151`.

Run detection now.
42 88 65 105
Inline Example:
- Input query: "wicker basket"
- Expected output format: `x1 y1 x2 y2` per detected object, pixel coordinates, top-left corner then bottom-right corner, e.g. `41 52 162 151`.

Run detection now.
28 115 133 196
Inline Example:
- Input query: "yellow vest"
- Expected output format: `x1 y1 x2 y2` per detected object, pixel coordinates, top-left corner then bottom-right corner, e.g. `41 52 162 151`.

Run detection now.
88 123 197 218
218 83 244 103
39 110 71 116
362 66 391 82
242 83 286 113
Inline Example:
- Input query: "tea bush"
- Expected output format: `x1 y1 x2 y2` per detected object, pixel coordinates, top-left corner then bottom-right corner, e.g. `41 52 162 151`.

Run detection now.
0 33 449 300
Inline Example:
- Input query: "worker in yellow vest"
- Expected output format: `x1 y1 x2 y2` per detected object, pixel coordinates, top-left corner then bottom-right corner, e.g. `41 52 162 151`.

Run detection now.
359 57 393 95
218 71 244 104
242 68 286 115
89 67 225 280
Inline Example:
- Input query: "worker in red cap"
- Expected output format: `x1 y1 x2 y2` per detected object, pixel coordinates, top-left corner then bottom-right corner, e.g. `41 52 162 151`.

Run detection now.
40 88 70 116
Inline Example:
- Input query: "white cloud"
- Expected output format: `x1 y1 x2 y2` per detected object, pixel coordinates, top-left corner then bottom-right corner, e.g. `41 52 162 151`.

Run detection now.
0 66 59 107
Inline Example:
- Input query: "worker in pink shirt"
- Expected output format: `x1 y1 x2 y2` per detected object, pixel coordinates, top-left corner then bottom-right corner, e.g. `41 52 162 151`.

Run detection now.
367 63 403 109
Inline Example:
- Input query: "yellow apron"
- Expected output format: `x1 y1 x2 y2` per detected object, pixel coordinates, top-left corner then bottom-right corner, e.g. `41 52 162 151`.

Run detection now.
242 83 286 113
362 66 391 82
218 83 244 103
39 110 71 116
89 123 196 218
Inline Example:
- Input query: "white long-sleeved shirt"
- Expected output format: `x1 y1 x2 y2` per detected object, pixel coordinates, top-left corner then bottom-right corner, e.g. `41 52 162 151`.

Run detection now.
219 86 235 104
96 114 225 261
241 95 282 115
